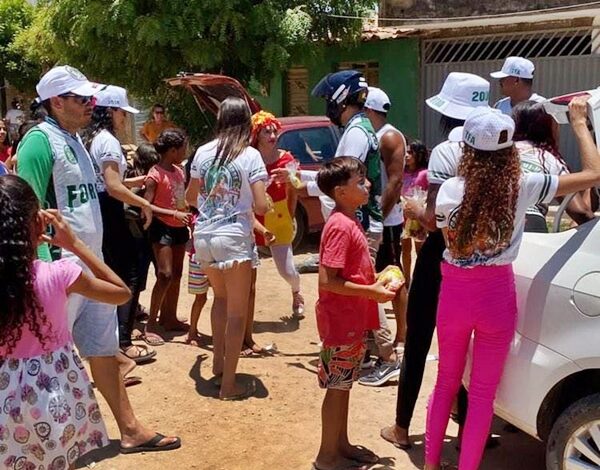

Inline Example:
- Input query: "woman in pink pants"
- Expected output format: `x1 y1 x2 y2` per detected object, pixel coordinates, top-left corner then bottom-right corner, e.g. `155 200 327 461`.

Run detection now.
425 100 600 470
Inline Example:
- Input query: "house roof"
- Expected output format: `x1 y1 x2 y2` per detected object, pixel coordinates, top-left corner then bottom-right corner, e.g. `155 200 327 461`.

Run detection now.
361 6 600 41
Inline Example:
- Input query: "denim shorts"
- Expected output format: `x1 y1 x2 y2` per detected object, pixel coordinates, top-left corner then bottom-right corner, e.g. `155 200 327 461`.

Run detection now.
194 234 256 270
67 293 119 358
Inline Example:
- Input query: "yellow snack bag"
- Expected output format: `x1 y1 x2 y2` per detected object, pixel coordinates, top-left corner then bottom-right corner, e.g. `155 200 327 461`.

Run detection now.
377 266 405 291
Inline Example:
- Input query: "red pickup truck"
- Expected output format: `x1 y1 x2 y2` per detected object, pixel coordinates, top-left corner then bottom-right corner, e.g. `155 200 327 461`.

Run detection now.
167 73 340 248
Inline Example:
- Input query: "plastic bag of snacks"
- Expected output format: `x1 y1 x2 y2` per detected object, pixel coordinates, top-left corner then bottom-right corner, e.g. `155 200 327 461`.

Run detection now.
285 160 303 189
401 187 428 241
377 265 405 291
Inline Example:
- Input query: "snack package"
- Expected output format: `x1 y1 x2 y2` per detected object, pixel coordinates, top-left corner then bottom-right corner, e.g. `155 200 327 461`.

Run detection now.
401 187 428 241
378 265 405 291
543 88 600 144
285 160 303 189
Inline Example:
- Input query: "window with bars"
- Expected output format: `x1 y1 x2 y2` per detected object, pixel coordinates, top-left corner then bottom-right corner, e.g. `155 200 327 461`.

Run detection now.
338 61 380 86
286 67 310 116
423 27 599 64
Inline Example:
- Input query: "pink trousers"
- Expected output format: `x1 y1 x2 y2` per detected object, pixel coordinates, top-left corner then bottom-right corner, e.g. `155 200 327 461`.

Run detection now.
425 262 517 470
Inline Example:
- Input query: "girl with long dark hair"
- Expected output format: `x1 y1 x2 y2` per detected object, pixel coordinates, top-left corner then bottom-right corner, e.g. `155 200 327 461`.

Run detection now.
84 85 156 363
0 175 130 468
186 97 270 400
425 101 600 470
513 100 595 232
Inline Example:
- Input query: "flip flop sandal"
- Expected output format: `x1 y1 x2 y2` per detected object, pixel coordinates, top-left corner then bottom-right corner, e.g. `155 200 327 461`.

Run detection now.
380 426 412 450
120 345 156 364
240 348 259 358
219 382 256 401
137 332 165 346
120 433 181 454
311 463 368 470
346 446 379 464
123 376 142 387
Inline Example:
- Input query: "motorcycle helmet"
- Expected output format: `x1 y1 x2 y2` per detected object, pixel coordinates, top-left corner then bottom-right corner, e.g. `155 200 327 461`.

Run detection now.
311 70 368 126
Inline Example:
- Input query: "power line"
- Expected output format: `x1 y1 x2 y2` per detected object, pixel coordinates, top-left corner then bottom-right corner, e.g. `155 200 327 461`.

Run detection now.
328 1 600 23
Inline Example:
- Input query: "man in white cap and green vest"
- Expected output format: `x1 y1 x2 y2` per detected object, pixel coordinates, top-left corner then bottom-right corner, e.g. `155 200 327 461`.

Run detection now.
17 65 181 454
491 56 545 115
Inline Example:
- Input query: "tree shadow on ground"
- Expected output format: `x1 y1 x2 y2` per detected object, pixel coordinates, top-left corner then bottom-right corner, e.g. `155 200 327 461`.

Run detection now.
188 354 269 400
75 439 120 468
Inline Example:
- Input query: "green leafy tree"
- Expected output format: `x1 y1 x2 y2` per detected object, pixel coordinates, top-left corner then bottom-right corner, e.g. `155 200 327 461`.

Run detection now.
15 0 375 141
0 0 37 91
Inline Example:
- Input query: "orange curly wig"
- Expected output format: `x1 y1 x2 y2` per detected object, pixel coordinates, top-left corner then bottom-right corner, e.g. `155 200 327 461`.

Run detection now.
251 111 282 147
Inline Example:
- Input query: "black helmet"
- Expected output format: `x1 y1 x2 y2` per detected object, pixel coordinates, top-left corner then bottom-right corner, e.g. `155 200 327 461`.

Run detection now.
312 70 368 126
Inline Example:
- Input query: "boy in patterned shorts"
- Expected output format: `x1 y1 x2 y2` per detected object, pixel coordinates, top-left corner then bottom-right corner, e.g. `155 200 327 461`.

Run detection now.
313 157 398 470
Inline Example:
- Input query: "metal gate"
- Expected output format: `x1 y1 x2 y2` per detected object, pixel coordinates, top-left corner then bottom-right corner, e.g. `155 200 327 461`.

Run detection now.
421 26 600 168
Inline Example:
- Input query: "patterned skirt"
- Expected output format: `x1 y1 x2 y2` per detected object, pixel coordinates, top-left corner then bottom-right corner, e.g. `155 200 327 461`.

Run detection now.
0 343 108 470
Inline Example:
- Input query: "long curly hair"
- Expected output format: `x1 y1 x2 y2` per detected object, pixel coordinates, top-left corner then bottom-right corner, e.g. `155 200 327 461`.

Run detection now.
0 175 54 355
451 144 521 259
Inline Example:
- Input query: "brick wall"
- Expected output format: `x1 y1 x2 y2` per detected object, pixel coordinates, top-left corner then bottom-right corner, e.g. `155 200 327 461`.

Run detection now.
380 0 593 18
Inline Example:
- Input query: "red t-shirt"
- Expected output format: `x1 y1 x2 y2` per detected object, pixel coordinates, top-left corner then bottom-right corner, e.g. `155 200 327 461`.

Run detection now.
146 164 187 227
316 211 379 346
0 146 12 163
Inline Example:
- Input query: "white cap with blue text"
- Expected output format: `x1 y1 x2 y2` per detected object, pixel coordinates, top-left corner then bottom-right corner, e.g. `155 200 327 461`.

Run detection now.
490 57 535 80
426 72 490 120
95 85 140 114
449 107 515 151
365 87 391 113
36 65 105 101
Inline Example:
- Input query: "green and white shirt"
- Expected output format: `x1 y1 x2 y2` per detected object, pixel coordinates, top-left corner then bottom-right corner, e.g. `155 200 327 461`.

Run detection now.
17 117 103 261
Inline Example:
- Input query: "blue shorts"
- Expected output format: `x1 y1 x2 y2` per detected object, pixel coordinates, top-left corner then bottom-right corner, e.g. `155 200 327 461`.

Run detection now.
67 294 119 357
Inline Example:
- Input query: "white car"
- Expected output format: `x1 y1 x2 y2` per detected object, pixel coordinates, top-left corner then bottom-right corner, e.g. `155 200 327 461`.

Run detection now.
467 215 600 469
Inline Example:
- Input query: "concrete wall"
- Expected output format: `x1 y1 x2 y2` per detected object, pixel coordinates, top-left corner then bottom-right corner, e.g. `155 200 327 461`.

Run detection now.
255 38 421 142
380 0 592 18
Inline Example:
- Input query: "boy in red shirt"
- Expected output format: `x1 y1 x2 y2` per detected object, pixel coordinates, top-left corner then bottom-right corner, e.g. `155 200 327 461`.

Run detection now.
314 157 399 470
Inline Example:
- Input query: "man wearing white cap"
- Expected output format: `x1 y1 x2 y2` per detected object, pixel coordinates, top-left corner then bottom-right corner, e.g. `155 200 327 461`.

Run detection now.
491 56 545 115
360 86 408 387
17 66 180 454
381 72 491 450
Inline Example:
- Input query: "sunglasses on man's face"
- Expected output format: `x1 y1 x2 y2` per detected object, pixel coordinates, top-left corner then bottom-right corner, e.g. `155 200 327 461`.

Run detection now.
154 110 165 115
59 93 95 105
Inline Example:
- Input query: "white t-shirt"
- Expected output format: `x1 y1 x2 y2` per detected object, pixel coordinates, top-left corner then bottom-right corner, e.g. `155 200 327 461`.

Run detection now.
191 139 268 237
494 93 545 116
427 140 463 186
377 123 405 226
5 109 24 124
436 173 558 267
516 140 568 218
89 129 127 193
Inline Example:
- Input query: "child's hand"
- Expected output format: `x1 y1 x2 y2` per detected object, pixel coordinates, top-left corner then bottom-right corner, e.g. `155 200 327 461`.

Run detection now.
40 209 80 251
263 230 276 246
174 210 191 225
369 280 397 303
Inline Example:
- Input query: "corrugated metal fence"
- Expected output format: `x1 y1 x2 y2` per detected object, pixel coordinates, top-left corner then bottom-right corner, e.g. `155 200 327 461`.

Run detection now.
421 27 600 169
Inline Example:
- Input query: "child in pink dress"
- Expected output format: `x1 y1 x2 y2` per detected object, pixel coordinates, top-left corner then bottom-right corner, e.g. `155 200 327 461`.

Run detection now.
0 175 131 470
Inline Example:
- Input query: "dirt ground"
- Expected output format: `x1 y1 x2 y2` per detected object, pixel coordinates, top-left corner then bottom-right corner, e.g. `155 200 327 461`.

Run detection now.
77 244 548 470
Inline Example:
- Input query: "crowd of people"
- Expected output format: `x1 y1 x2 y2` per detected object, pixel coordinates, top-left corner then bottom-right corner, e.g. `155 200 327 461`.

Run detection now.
0 55 599 470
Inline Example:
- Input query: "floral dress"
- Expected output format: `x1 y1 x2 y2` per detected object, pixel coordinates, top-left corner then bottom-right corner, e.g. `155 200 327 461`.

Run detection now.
0 260 108 470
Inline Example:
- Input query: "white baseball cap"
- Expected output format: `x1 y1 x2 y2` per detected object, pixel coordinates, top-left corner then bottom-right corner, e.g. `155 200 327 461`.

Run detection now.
491 57 535 80
449 107 515 151
426 72 490 120
365 87 391 113
36 65 105 101
95 85 140 114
